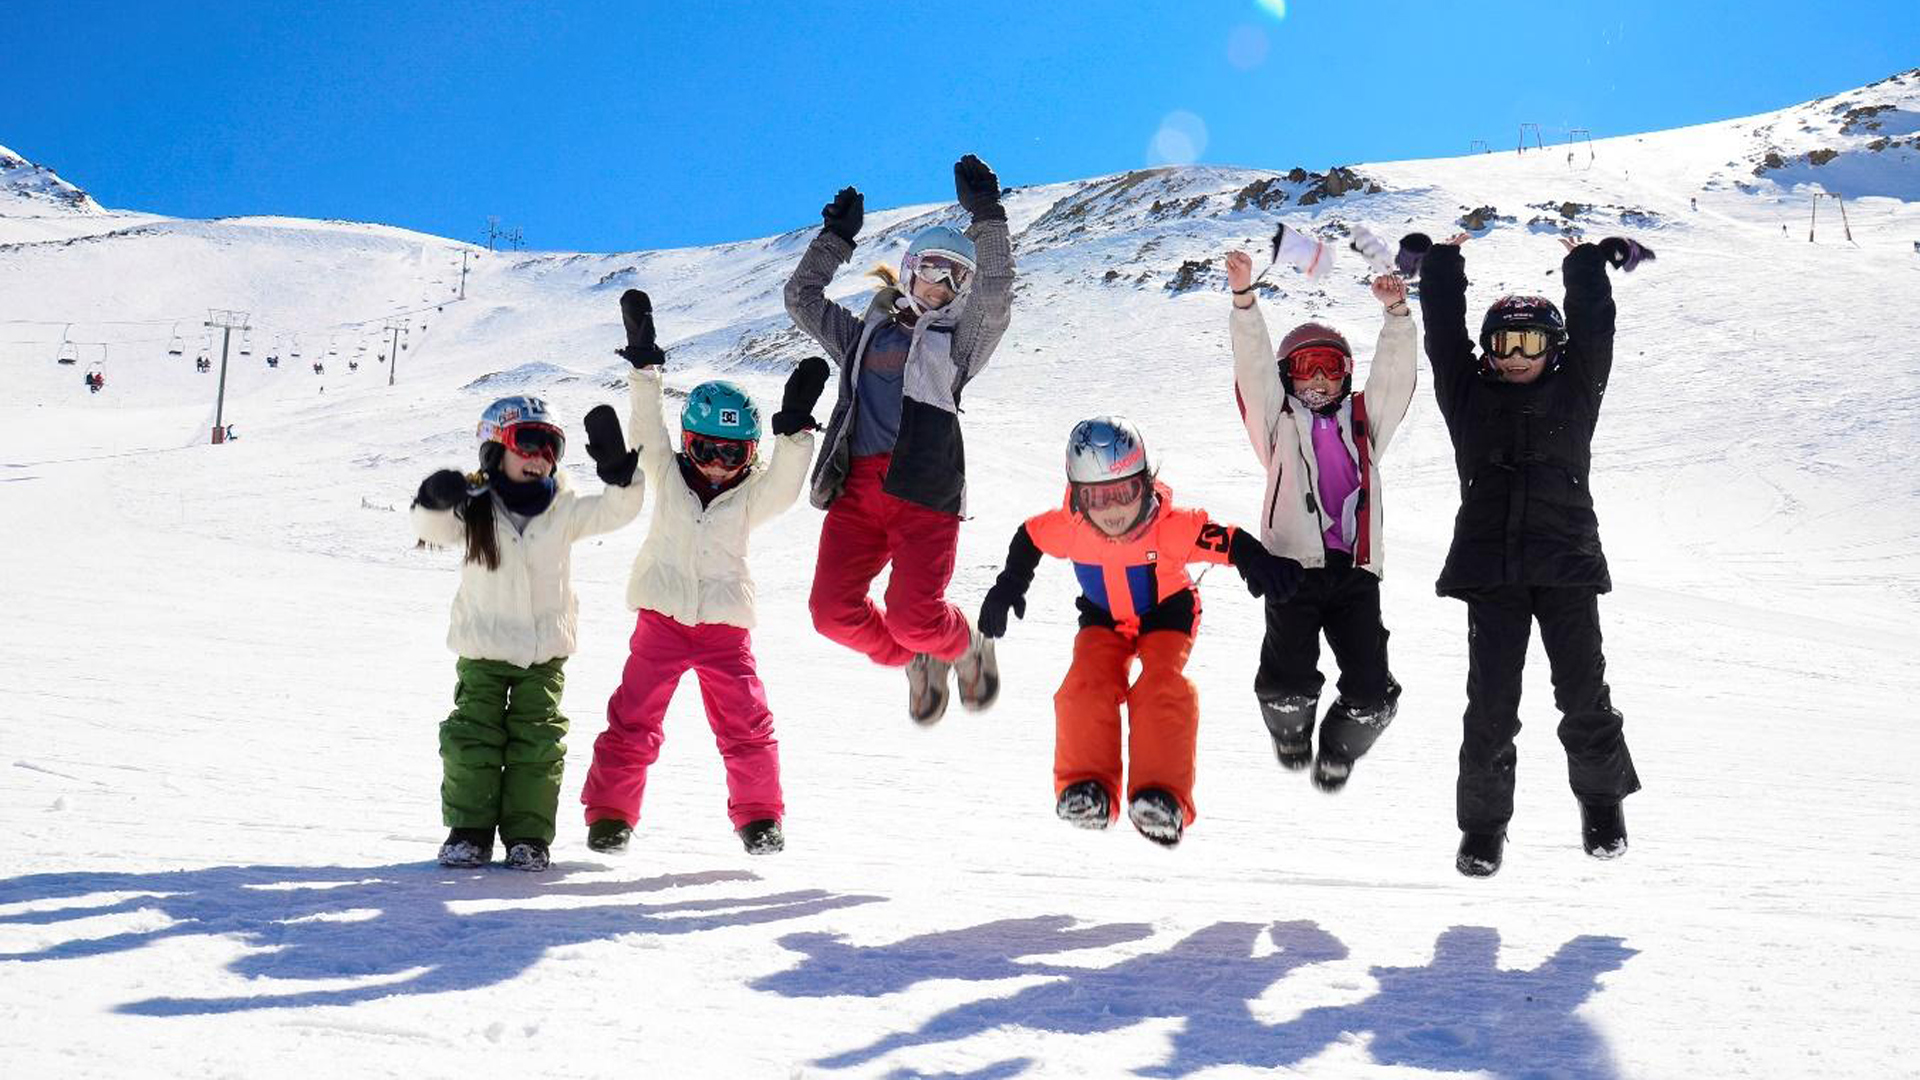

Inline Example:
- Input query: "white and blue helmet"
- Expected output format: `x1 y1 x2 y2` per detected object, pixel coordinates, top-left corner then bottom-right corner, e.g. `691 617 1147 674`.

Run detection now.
899 225 978 314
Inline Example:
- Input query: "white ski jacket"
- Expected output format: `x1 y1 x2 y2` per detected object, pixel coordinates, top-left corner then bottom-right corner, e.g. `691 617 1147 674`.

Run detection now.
1230 301 1418 576
413 470 646 668
622 367 814 629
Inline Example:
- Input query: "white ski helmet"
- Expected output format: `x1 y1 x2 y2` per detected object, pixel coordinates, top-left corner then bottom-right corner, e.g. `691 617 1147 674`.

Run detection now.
1065 415 1151 485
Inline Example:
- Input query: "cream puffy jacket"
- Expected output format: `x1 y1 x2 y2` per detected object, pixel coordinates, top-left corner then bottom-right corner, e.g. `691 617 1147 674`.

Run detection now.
623 367 814 629
1231 301 1418 576
413 470 645 668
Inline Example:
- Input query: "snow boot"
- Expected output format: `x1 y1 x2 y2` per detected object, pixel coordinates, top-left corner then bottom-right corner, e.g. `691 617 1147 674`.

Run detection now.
1055 780 1113 830
1313 678 1401 793
1258 692 1317 770
503 838 551 872
906 652 953 725
953 629 1000 712
587 818 633 854
737 818 785 855
1127 788 1184 848
1580 799 1628 859
1455 830 1506 878
437 827 494 868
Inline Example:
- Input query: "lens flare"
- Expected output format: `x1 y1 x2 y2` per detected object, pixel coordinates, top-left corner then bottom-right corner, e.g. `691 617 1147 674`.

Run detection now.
1255 0 1287 19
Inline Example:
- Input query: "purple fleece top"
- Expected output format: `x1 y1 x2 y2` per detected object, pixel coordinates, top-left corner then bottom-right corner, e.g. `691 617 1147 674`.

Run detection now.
1311 412 1360 554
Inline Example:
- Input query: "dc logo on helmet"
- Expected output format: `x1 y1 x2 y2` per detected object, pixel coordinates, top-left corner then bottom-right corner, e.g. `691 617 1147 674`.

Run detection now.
719 408 740 427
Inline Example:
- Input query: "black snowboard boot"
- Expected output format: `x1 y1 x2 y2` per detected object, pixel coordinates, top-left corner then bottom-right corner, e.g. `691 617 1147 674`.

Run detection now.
502 838 551 872
437 827 494 868
1127 788 1184 848
737 818 785 855
1455 830 1506 878
587 818 633 854
1055 780 1113 830
1580 799 1628 859
1258 693 1317 770
1313 678 1401 793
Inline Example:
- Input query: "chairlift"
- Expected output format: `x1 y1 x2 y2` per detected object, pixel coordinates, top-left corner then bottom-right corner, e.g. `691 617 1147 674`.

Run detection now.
167 323 185 357
240 330 253 357
57 342 80 365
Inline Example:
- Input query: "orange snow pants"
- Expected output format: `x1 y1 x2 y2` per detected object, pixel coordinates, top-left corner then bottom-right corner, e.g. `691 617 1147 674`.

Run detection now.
1052 626 1199 824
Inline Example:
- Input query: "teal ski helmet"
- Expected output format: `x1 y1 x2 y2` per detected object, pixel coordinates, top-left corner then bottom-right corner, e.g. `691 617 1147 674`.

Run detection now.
681 380 761 442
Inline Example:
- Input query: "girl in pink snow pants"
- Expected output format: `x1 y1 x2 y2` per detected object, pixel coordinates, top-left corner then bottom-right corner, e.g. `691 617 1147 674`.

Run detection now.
581 290 825 855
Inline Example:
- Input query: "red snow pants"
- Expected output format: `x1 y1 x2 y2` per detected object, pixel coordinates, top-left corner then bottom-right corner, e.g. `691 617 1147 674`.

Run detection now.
1053 627 1201 823
582 610 783 830
808 453 971 667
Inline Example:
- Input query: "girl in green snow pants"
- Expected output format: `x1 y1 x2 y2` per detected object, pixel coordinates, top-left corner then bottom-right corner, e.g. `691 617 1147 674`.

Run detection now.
412 394 646 869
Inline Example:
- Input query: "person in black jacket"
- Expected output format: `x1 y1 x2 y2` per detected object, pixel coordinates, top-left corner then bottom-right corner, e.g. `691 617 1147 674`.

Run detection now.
1418 233 1642 878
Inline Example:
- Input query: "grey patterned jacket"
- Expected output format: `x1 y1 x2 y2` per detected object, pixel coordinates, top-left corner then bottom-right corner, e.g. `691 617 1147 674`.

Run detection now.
782 218 1014 515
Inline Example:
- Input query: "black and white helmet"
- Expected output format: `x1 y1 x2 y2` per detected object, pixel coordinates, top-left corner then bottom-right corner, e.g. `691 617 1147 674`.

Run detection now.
1065 416 1151 485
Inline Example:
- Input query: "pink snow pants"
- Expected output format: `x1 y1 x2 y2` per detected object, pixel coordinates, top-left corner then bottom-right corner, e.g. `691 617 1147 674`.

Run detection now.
582 609 783 830
808 453 971 668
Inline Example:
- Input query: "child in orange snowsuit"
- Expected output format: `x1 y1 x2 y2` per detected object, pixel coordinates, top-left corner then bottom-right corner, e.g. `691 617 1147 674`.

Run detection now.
975 417 1303 845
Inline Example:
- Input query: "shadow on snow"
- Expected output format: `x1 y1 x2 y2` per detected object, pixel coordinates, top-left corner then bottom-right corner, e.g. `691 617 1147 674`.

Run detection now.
0 860 881 1014
755 917 1637 1079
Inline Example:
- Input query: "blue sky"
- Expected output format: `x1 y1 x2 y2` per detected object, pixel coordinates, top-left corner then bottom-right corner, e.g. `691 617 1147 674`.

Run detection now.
8 0 1913 252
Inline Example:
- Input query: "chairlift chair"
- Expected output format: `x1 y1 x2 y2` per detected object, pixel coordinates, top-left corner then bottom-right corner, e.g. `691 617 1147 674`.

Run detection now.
57 341 80 365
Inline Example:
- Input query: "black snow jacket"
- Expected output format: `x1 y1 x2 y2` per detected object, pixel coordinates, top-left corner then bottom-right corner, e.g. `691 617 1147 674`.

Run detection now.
1419 243 1616 596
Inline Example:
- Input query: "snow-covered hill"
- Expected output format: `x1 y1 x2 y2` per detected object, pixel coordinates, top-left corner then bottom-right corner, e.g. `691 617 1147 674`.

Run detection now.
2 72 1918 1079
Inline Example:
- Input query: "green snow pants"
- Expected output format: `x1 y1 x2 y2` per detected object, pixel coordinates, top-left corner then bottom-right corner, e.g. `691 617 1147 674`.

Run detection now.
440 656 569 845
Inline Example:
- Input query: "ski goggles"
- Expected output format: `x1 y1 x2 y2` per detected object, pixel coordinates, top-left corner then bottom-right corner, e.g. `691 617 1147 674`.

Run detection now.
501 422 564 464
1285 345 1352 383
909 252 975 292
1075 474 1147 512
683 431 754 469
1486 327 1561 360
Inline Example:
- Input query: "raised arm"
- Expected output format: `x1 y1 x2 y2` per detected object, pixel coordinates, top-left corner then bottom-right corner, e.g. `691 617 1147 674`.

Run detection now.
411 469 472 547
950 155 1014 384
745 430 814 528
782 187 867 365
626 367 675 483
1359 273 1419 456
746 355 829 527
1416 235 1478 403
1226 248 1283 470
565 475 646 543
1559 240 1617 405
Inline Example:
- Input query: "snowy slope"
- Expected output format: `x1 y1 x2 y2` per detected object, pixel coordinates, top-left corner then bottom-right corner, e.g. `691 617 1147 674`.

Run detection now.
3 73 1919 1079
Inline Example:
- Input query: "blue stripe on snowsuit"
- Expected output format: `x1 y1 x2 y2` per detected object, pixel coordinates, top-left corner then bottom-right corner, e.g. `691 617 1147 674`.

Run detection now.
1125 565 1155 618
1073 562 1109 615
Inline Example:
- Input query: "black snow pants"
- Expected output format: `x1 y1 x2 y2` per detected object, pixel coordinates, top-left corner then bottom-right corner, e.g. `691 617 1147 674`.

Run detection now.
1254 552 1394 708
1455 584 1640 833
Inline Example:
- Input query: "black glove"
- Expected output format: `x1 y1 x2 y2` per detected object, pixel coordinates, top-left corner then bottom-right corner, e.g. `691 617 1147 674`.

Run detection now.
583 404 639 487
616 289 666 368
415 469 473 511
770 355 831 437
1598 236 1655 272
821 186 863 244
1396 232 1432 278
1228 528 1304 601
977 583 1027 639
954 154 1005 221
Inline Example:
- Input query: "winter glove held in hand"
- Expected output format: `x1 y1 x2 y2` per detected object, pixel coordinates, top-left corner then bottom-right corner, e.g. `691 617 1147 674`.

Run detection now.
1396 232 1432 278
1228 528 1304 600
770 355 831 437
821 187 864 243
954 154 1006 222
977 584 1027 639
1598 236 1654 272
617 289 666 368
416 469 473 511
583 404 639 487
